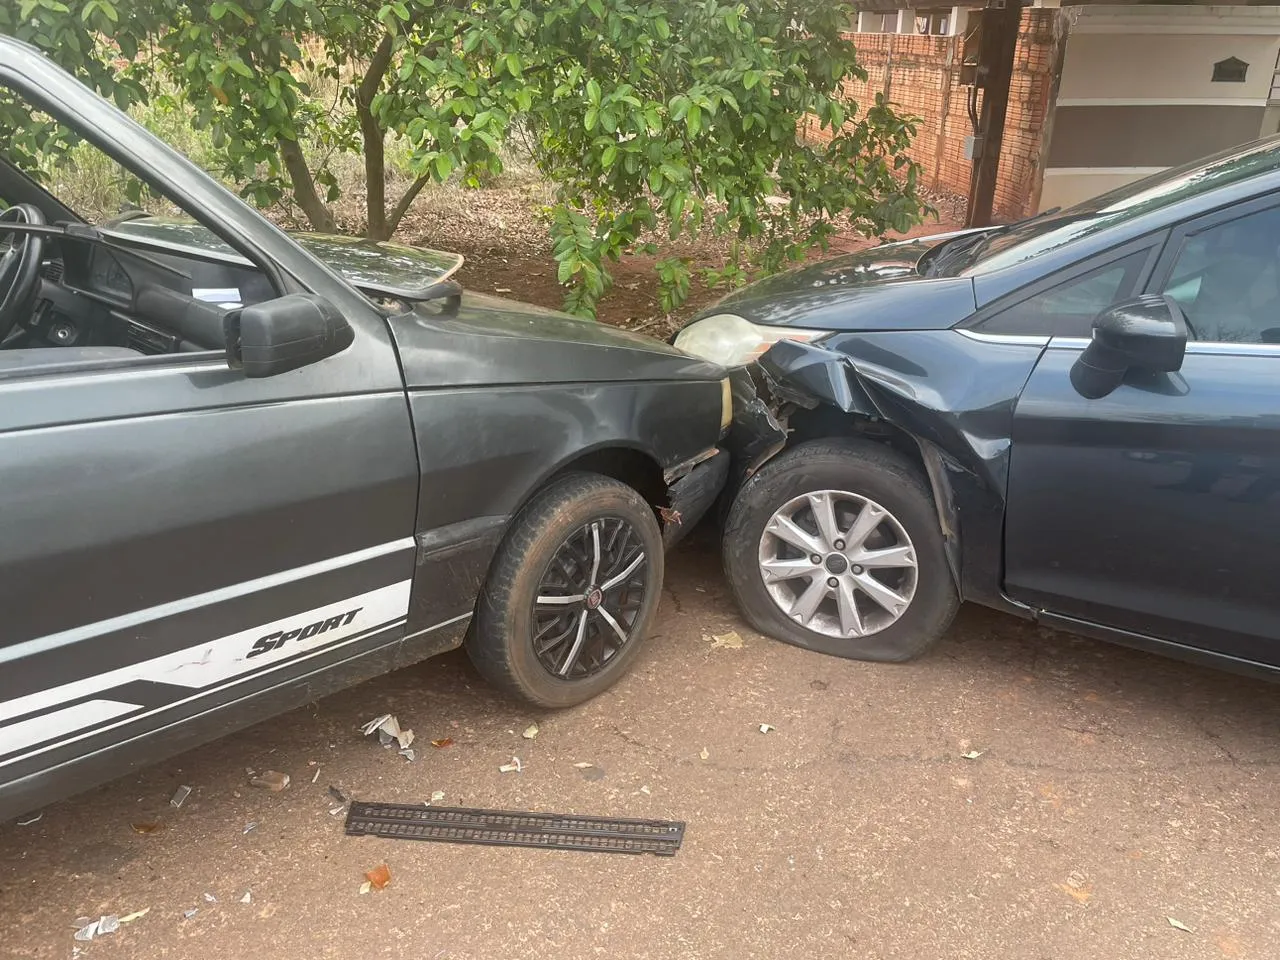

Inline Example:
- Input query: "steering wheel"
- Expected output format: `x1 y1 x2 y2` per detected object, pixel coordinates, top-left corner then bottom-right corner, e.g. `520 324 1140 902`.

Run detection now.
0 204 47 341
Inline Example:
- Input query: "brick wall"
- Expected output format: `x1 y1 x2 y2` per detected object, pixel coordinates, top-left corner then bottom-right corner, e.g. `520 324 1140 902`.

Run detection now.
807 9 1061 221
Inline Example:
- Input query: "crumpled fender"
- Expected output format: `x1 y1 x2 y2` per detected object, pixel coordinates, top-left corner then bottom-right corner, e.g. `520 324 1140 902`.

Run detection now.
758 339 883 418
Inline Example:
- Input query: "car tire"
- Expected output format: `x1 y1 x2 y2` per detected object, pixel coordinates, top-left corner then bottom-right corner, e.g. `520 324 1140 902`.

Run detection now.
467 473 665 708
723 438 958 662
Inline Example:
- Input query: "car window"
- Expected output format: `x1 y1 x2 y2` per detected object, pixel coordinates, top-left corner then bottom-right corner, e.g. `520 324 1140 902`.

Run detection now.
975 251 1148 338
1161 204 1280 344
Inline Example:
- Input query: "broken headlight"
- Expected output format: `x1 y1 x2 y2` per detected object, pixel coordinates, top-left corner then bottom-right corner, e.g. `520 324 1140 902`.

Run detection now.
673 313 826 367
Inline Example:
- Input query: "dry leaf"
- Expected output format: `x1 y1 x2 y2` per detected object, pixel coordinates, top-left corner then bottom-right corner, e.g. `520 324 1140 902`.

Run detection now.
708 631 744 649
1055 882 1093 904
699 747 709 760
364 864 392 891
1167 917 1193 933
522 724 539 740
131 821 163 835
431 737 454 748
249 770 290 791
118 908 150 924
961 750 984 760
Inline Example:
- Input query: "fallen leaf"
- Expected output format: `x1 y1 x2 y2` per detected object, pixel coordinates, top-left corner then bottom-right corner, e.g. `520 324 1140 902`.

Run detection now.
365 864 392 891
118 908 150 924
699 747 709 761
961 750 984 760
708 631 744 649
499 756 523 773
1055 882 1093 904
131 821 163 835
759 723 775 734
1167 917 1193 933
522 724 539 740
431 737 454 749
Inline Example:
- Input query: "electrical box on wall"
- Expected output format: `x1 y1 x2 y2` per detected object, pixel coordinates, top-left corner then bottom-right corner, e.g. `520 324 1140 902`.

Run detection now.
963 135 985 161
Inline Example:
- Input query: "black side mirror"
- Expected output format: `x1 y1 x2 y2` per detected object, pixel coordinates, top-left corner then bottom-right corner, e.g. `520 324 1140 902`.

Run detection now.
224 294 354 378
1070 295 1188 399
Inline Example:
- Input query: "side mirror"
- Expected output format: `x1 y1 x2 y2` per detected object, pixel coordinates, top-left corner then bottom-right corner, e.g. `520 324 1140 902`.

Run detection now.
225 294 354 378
1070 295 1187 399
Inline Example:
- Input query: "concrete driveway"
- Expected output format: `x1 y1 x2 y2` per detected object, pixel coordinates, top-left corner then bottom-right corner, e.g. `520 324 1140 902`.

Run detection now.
3 539 1279 959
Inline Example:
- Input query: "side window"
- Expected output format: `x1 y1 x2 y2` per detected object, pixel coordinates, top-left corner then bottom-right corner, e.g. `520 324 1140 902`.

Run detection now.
976 252 1148 338
1161 204 1280 343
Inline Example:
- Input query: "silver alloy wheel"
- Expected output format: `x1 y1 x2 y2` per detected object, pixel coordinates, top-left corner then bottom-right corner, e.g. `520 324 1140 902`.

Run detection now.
757 489 918 639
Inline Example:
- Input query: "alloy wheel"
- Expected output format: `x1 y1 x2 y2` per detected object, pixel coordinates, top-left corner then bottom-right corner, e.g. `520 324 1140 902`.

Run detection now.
757 489 918 639
531 517 650 679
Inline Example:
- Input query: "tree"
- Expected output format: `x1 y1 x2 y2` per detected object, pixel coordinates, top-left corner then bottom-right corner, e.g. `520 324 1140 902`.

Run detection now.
2 0 925 315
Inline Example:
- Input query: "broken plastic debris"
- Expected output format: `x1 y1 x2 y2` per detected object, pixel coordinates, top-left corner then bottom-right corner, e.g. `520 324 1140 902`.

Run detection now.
97 916 120 935
639 785 651 795
131 821 163 835
699 747 710 761
572 762 594 769
362 714 414 750
243 821 258 834
182 908 199 920
759 723 775 734
961 750 984 760
400 747 416 762
249 770 290 791
708 631 744 650
17 811 42 826
73 920 99 942
311 767 321 784
429 790 445 803
522 724 539 740
498 756 523 774
430 737 454 748
118 908 149 924
328 786 350 804
1167 917 1193 933
239 892 252 904
330 805 347 816
364 863 392 891
358 881 372 895
170 785 192 808
202 892 217 903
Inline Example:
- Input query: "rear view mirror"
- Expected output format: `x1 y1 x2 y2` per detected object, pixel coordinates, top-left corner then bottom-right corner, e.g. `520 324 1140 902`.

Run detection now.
1070 295 1187 399
225 294 354 378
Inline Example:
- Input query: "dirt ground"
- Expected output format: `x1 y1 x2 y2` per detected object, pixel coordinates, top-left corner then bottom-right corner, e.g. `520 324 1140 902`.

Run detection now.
4 537 1280 960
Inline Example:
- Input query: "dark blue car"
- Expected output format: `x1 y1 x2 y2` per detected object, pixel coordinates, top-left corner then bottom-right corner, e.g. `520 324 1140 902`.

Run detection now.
676 138 1280 677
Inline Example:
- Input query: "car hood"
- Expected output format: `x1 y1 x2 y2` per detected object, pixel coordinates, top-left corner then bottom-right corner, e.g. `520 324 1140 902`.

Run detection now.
388 291 724 388
705 232 980 331
101 216 463 300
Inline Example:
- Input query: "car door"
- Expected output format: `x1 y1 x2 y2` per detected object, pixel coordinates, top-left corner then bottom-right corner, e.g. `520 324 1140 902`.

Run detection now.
1004 196 1280 665
0 315 420 806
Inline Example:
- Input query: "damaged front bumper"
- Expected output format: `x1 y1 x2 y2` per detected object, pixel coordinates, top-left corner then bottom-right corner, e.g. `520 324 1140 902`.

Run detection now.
661 447 730 548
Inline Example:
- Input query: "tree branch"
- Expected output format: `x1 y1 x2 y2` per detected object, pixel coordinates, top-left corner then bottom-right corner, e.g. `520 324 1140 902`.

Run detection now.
386 173 433 235
277 136 337 232
356 30 397 239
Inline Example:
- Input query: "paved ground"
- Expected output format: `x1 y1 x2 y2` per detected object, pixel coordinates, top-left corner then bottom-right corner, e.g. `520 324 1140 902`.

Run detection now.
4 539 1280 960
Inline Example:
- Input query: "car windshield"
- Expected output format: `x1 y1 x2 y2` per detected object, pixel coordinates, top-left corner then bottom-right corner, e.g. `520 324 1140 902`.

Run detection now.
930 136 1280 276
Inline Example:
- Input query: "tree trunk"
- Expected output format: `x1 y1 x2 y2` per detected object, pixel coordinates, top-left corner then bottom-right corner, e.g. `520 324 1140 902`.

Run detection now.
357 32 397 240
278 136 337 233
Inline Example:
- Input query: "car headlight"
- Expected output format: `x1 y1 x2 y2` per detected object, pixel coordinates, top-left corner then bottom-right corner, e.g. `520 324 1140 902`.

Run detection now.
673 313 827 367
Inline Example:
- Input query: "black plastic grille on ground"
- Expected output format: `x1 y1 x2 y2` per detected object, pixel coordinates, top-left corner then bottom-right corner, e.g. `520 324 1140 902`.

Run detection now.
344 801 685 856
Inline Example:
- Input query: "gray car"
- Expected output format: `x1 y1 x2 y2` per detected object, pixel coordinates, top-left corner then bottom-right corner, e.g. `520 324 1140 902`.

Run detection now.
0 39 730 821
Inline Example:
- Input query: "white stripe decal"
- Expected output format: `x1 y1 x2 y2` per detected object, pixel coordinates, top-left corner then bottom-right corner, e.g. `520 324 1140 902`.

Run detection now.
0 537 416 667
0 700 142 757
0 581 412 726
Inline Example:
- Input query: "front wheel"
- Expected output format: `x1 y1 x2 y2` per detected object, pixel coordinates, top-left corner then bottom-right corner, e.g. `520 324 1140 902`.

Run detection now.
468 473 664 708
723 438 959 662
